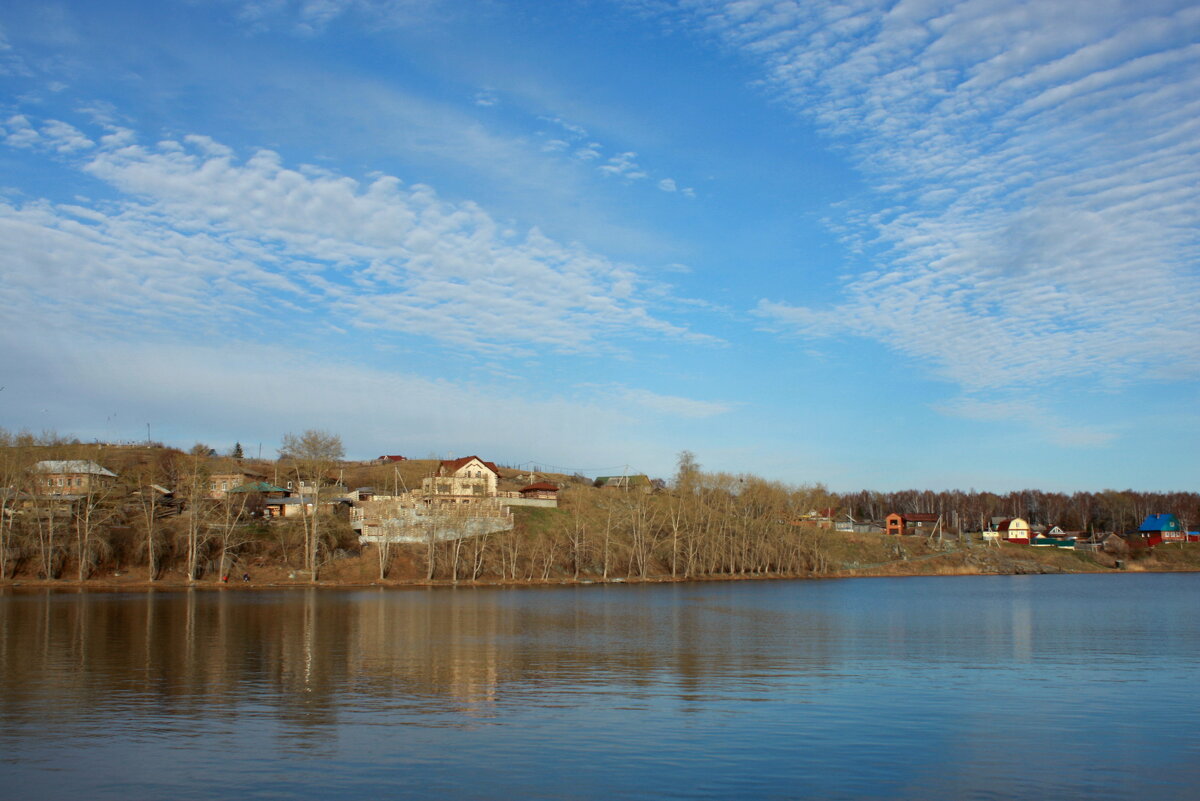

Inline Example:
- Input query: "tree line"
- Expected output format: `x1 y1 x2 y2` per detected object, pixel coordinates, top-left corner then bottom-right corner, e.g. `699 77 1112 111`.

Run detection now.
1 433 1196 583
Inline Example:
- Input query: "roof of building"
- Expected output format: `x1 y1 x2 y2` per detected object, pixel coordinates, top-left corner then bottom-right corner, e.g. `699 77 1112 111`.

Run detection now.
378 455 407 462
521 482 559 493
998 518 1030 532
888 512 939 523
1139 513 1182 532
439 456 500 475
594 475 651 487
228 482 289 494
34 460 117 477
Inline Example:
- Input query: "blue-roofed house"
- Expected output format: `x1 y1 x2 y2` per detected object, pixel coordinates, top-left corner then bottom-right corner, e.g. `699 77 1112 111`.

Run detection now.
1128 514 1185 548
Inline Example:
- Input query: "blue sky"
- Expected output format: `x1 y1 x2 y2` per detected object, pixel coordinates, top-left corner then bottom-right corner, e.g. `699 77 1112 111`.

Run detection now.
1 0 1197 491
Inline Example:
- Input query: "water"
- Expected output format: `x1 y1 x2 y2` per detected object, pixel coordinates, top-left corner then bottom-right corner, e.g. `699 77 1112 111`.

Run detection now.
1 575 1198 800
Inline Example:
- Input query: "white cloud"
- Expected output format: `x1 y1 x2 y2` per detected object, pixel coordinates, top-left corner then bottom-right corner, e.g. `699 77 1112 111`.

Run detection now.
617 387 732 419
658 1 1200 393
0 335 668 469
935 397 1117 448
227 0 444 34
573 142 602 161
599 151 648 180
657 177 677 192
473 89 498 107
1 122 715 356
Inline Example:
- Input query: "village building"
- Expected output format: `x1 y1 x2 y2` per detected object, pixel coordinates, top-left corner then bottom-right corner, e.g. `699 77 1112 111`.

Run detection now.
885 512 939 536
34 460 118 496
593 475 653 493
995 517 1032 543
1127 514 1193 547
208 471 268 499
422 456 501 503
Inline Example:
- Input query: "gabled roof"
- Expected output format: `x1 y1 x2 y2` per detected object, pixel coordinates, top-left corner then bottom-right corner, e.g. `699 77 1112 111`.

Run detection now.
521 481 559 493
1139 514 1181 532
34 460 117 477
594 475 650 487
439 456 500 475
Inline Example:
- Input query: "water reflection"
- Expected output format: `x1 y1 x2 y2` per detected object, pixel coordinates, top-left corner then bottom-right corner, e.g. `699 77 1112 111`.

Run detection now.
1 576 1199 801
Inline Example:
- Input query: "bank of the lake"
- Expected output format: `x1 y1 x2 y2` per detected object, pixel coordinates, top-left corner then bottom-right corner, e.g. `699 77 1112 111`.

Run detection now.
5 536 1200 592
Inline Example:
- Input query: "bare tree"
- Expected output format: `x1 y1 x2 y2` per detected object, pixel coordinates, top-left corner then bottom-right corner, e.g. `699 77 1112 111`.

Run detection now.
0 431 32 578
178 444 214 581
213 491 253 580
279 430 344 582
73 460 120 582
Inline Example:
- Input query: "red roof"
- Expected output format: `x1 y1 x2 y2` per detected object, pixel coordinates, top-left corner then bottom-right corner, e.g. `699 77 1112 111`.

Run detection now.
439 455 500 475
378 455 407 462
521 482 559 493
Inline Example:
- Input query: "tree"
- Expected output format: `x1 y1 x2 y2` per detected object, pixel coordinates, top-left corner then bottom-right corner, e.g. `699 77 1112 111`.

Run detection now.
674 450 701 493
279 430 344 582
0 430 32 578
230 442 244 460
178 444 214 581
72 454 120 582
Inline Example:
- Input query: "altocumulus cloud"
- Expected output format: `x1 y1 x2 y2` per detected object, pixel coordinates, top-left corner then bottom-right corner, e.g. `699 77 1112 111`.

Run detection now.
646 1 1200 395
0 119 713 356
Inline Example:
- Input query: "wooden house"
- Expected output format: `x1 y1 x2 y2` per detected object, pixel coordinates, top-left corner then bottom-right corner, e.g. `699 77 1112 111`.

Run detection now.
885 512 939 536
997 518 1031 543
1128 514 1186 548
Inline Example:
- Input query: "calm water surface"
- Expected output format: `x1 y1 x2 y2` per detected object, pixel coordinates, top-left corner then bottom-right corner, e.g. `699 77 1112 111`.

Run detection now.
1 575 1198 800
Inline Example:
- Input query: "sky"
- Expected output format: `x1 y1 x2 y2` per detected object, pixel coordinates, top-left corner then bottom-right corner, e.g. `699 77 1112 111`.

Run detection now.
0 0 1197 492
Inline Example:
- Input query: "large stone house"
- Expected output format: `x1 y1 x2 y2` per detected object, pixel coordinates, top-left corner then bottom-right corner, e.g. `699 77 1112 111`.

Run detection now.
34 461 118 496
422 456 501 503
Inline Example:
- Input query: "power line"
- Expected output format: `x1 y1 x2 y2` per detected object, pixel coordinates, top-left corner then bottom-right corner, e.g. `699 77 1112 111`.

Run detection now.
511 460 635 475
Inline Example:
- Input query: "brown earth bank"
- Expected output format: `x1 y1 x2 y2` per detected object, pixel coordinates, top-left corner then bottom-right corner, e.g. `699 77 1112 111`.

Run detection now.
5 538 1198 592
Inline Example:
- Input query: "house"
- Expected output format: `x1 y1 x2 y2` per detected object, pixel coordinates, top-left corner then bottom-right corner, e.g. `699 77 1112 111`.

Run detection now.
885 512 939 537
996 518 1032 543
1031 526 1075 548
422 456 501 503
208 471 267 499
377 455 407 463
835 514 885 534
34 461 118 496
519 481 559 500
227 481 290 498
594 475 653 493
1128 514 1188 548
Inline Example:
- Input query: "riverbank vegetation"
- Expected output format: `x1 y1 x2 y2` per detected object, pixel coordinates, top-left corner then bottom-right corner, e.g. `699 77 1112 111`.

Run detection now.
2 432 1198 587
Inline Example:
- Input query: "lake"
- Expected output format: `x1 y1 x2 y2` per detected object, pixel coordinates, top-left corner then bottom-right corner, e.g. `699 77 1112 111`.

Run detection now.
1 575 1198 800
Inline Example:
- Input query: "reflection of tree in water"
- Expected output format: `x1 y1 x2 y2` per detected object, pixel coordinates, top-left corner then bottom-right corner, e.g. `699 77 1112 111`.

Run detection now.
0 585 849 746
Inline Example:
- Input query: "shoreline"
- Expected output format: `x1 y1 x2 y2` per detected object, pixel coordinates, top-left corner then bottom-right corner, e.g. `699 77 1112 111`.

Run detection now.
3 563 1194 593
